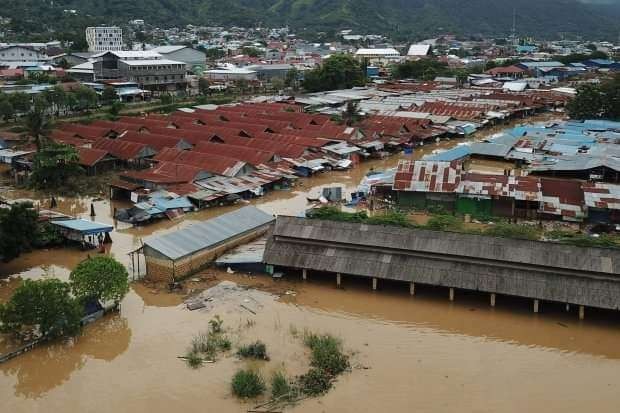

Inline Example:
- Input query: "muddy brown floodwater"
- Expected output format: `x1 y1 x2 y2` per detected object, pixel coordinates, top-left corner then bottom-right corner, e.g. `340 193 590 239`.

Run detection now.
5 113 620 413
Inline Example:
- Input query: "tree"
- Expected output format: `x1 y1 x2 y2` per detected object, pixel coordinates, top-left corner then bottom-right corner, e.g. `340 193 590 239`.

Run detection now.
70 256 129 304
567 84 605 120
342 101 361 126
0 95 14 121
108 101 124 119
30 142 83 190
72 86 98 112
0 202 38 262
391 59 451 80
9 92 31 114
241 47 261 58
160 93 174 105
101 87 119 105
302 54 366 93
198 77 210 96
600 74 620 120
24 107 53 152
284 68 299 89
0 279 82 339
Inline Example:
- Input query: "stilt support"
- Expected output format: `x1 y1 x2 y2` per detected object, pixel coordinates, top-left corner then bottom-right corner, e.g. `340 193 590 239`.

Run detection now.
336 273 341 288
533 299 540 313
410 282 415 296
302 268 307 281
372 278 378 291
449 288 455 302
490 293 496 307
579 305 585 320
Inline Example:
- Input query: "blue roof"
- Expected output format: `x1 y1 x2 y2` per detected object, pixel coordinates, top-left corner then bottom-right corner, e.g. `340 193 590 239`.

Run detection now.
423 145 470 161
151 195 193 211
51 219 113 235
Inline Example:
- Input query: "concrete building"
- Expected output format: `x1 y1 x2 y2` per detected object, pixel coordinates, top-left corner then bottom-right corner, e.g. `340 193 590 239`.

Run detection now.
354 48 401 65
150 45 206 73
86 27 123 52
0 45 48 68
92 51 187 95
204 67 258 82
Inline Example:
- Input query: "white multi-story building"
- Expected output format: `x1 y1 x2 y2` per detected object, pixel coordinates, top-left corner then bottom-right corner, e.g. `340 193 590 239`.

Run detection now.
86 27 123 52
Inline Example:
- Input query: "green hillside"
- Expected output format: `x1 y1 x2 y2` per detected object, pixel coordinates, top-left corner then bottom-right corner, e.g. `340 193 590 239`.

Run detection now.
2 0 619 40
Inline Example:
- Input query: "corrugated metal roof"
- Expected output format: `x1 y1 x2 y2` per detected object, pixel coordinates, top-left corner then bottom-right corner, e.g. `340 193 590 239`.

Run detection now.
394 160 463 192
143 206 274 260
51 219 113 235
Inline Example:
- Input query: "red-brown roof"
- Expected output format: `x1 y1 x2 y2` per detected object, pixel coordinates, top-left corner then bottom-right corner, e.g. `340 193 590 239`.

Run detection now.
93 138 155 161
193 141 275 166
78 147 110 167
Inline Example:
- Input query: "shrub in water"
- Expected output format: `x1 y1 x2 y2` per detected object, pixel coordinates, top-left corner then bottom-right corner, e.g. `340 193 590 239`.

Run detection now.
231 369 266 399
237 341 269 360
185 350 203 369
304 333 349 376
298 368 332 396
271 371 293 399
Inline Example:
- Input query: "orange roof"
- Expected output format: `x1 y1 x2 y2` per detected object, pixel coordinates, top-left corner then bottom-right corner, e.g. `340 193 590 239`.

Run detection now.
78 147 110 167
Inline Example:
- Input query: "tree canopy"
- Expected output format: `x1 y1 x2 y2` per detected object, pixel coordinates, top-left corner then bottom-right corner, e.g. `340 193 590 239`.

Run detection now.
0 279 82 339
0 202 38 262
70 256 130 303
567 74 620 120
303 54 366 93
30 143 84 190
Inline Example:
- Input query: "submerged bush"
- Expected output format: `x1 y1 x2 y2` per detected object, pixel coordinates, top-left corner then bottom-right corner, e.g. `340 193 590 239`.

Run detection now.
304 333 350 377
231 369 266 398
237 341 269 360
271 371 293 399
184 350 203 369
298 368 333 395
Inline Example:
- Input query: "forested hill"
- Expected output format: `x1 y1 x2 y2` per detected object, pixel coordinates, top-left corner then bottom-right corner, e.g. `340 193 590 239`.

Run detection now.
3 0 620 40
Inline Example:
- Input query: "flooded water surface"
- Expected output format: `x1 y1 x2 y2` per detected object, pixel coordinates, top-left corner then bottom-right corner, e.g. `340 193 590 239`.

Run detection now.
3 113 620 412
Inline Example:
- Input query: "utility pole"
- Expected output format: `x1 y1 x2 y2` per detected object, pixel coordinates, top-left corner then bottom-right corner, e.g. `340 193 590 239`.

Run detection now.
511 8 518 48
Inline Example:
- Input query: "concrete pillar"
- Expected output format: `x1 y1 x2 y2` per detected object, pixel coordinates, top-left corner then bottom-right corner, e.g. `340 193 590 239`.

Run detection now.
409 282 416 296
490 293 496 307
579 305 585 320
449 288 455 302
302 268 307 280
336 273 341 288
533 299 540 314
372 278 378 291
565 303 570 312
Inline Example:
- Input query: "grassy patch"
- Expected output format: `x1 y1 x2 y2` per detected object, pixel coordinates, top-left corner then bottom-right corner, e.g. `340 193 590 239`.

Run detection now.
424 214 462 231
231 369 266 399
485 222 540 240
237 341 269 361
308 207 411 228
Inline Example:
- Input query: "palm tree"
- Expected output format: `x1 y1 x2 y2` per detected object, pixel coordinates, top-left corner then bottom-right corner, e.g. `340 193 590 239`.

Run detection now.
25 108 53 153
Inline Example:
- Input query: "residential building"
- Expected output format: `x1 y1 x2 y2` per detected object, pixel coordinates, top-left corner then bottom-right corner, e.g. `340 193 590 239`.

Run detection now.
86 27 123 52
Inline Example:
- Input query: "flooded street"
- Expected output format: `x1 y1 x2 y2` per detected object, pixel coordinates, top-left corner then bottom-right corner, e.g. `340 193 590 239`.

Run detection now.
5 113 620 413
